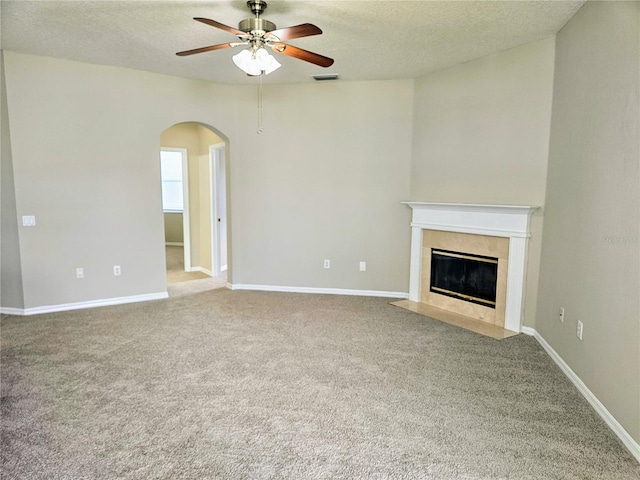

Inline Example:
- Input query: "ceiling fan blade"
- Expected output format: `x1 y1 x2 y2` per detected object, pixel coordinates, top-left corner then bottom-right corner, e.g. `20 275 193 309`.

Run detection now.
194 17 246 37
176 43 233 56
266 23 322 41
272 43 334 68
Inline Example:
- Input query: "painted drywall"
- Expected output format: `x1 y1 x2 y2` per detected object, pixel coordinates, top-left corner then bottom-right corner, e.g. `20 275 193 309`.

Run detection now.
0 51 24 310
536 1 640 443
2 52 241 308
2 52 413 309
196 124 221 274
230 80 413 292
410 37 556 327
163 213 183 244
410 37 555 204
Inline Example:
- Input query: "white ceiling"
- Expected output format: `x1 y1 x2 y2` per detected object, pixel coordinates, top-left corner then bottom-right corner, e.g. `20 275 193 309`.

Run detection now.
1 0 586 85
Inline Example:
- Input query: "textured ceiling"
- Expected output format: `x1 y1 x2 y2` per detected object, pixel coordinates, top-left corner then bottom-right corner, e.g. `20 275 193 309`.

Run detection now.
1 0 586 85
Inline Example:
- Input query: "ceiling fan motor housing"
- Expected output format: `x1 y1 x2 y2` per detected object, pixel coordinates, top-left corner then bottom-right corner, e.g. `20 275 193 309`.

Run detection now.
238 17 276 34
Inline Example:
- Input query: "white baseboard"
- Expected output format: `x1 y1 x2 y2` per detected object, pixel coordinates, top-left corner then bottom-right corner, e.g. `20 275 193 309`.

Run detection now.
0 292 169 316
522 327 640 463
190 266 214 277
228 283 409 299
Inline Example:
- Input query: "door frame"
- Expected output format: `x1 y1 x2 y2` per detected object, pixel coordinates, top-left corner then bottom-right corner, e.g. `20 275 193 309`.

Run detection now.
209 143 227 276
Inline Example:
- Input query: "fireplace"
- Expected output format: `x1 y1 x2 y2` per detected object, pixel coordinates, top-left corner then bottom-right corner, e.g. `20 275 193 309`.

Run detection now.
403 202 538 333
430 249 498 308
420 229 509 327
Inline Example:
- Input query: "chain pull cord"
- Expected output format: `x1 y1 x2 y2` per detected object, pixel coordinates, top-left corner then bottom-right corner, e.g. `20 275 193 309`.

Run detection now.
257 72 264 134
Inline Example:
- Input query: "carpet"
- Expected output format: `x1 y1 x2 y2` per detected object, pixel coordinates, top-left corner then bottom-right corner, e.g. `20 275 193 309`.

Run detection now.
2 290 638 479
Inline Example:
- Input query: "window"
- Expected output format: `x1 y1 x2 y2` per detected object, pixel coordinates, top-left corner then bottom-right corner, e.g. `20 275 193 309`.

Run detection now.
160 149 185 212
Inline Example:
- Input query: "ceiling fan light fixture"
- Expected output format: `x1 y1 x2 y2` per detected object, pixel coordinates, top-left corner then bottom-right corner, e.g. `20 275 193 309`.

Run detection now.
254 47 281 73
232 47 281 76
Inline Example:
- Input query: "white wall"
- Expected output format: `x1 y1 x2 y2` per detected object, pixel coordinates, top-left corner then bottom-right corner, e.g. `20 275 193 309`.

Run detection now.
536 1 639 444
410 37 556 327
196 124 221 273
2 52 241 309
163 213 183 244
0 51 24 310
2 52 414 310
410 37 555 205
230 80 413 292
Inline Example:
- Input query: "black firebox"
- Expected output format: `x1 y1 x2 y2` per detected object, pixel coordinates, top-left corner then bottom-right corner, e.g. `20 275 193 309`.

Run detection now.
430 249 498 308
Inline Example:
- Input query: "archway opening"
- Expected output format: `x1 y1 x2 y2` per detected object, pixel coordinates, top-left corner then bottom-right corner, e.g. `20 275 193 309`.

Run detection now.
160 122 229 296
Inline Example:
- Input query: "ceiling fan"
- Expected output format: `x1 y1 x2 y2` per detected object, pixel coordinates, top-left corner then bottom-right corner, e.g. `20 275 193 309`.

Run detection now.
176 0 334 76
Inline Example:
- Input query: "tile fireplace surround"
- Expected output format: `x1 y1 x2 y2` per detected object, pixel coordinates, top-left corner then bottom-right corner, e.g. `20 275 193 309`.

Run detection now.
403 202 539 333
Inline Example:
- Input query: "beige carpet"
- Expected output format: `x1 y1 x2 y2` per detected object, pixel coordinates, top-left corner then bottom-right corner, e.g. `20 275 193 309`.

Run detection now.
2 289 639 479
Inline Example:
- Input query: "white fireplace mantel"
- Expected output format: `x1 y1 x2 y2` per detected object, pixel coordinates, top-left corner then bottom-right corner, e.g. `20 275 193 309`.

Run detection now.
402 202 540 333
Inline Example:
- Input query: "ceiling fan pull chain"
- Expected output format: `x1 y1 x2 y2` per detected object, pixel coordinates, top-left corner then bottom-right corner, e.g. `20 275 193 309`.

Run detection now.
257 72 264 134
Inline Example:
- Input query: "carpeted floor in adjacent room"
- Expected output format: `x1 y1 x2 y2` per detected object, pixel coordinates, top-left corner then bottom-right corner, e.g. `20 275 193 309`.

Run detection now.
2 289 639 479
165 245 227 297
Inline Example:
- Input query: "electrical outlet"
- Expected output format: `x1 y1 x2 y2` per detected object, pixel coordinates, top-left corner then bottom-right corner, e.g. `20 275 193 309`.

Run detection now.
22 215 36 227
76 267 84 279
323 259 330 269
359 261 366 272
559 307 565 323
577 320 584 340
113 265 121 276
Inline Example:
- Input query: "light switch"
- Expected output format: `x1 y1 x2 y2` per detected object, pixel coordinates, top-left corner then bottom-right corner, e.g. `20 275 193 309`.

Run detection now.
22 215 36 227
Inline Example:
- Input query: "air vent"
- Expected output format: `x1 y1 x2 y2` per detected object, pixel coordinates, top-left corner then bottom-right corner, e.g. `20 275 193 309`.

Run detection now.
312 74 339 81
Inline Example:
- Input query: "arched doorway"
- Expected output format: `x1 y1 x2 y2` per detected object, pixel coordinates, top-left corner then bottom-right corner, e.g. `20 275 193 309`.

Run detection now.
159 122 229 294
